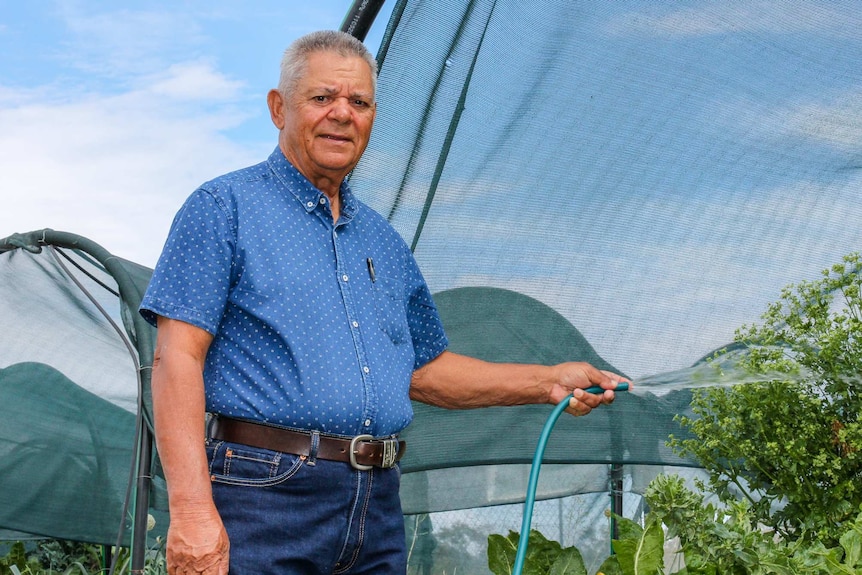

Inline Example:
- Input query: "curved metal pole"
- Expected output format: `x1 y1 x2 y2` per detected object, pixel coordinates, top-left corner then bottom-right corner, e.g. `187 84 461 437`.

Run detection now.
340 0 386 41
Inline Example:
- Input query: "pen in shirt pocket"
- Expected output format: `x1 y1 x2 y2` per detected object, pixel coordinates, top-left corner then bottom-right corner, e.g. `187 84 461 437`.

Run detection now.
366 257 376 283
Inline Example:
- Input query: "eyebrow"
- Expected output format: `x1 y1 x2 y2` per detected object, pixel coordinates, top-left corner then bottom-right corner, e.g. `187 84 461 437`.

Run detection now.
317 85 374 101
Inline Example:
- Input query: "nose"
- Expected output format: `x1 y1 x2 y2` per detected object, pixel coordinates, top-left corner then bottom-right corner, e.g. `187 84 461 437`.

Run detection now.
328 97 351 123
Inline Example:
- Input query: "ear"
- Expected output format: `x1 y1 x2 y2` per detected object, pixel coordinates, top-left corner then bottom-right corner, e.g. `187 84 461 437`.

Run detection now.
267 89 285 129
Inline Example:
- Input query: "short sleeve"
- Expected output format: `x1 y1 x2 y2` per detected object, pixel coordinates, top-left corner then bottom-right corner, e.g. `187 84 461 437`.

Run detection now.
139 188 235 334
403 251 449 369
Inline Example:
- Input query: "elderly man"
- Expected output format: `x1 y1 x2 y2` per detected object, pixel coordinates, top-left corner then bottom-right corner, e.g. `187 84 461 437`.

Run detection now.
140 30 625 575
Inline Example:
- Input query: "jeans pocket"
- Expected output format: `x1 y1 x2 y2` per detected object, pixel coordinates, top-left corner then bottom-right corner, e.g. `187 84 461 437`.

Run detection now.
207 440 304 487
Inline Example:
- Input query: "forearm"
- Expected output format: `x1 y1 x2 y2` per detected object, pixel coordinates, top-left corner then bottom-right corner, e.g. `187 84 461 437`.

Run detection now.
152 359 212 507
409 350 624 415
151 318 229 575
409 351 556 409
151 318 215 509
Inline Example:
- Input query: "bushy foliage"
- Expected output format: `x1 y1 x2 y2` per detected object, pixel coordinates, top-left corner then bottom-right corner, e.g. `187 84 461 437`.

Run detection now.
487 479 862 575
0 538 165 575
0 540 101 575
670 252 862 546
645 474 862 574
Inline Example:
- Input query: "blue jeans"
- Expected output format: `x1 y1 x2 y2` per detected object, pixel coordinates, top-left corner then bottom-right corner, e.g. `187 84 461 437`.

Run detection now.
206 439 407 574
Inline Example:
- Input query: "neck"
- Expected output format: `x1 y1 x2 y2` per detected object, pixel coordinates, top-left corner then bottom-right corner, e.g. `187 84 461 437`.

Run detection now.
327 190 341 223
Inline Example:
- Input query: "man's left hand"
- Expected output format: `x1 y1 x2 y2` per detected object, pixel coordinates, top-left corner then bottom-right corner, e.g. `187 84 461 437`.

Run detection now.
548 363 629 416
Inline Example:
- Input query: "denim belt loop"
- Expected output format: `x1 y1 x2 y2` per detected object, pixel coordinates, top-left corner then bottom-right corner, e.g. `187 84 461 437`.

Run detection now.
307 430 320 466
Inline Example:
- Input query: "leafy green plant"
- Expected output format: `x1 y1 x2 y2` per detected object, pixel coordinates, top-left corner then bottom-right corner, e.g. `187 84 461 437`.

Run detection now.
486 521 665 575
105 538 166 575
670 252 862 546
0 537 166 575
645 473 862 574
646 473 799 573
0 542 37 575
0 540 101 575
487 490 862 575
604 517 664 575
487 529 588 575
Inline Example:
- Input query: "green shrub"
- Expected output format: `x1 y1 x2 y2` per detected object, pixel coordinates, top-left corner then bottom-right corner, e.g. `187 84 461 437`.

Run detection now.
0 537 165 575
670 252 862 546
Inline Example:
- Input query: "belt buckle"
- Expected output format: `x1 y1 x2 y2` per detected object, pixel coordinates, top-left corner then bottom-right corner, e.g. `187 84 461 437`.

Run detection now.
349 435 400 470
349 434 374 471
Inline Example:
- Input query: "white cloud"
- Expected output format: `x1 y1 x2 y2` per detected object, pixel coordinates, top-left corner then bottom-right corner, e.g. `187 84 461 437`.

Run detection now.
608 2 862 38
0 0 376 269
0 72 267 267
786 91 862 150
146 61 246 101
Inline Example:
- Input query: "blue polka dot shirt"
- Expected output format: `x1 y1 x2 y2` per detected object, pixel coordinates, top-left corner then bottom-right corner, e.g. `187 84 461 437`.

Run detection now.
140 147 449 437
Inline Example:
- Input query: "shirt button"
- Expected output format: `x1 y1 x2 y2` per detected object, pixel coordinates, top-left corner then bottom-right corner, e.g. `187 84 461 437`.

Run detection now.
342 274 349 282
319 197 326 204
364 419 371 427
352 321 359 328
363 366 370 374
306 201 314 208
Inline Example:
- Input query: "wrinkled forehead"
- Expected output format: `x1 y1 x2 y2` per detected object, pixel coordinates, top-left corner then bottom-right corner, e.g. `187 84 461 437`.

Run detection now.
300 51 375 99
300 50 376 98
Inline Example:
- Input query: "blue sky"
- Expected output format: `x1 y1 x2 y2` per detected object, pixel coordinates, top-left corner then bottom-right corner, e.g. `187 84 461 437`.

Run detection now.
3 2 861 378
0 1 392 267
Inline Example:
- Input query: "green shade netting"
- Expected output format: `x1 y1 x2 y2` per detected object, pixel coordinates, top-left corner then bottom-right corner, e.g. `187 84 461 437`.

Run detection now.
346 0 862 570
0 243 166 546
0 362 142 543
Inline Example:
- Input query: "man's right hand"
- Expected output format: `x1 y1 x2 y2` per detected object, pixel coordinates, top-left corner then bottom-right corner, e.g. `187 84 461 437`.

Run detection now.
151 317 226 573
165 503 229 575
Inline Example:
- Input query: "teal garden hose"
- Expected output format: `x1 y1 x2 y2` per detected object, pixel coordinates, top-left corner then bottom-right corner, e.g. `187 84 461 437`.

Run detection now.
512 382 630 575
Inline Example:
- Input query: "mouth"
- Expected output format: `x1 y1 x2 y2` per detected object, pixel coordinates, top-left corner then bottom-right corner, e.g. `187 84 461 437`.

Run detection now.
320 133 352 144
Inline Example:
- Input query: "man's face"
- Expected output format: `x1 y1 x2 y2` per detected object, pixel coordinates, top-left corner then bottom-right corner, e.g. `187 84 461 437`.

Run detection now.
271 51 376 190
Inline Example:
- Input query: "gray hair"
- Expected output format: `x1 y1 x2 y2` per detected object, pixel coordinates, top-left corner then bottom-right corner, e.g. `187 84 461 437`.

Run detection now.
278 30 378 100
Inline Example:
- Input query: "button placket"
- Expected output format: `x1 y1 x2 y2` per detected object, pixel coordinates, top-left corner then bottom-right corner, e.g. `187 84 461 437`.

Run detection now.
331 224 377 435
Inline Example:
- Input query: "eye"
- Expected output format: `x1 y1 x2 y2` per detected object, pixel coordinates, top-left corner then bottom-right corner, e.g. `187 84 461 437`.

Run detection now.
353 99 370 108
313 95 330 103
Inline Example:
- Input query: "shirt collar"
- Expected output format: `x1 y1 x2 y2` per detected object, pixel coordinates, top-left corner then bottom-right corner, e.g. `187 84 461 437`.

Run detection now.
267 147 359 222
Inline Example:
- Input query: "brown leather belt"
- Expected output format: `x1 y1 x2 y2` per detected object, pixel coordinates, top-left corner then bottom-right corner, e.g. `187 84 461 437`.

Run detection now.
208 416 406 470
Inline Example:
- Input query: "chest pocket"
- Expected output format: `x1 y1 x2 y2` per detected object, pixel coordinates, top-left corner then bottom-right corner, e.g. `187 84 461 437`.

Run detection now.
372 276 409 345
